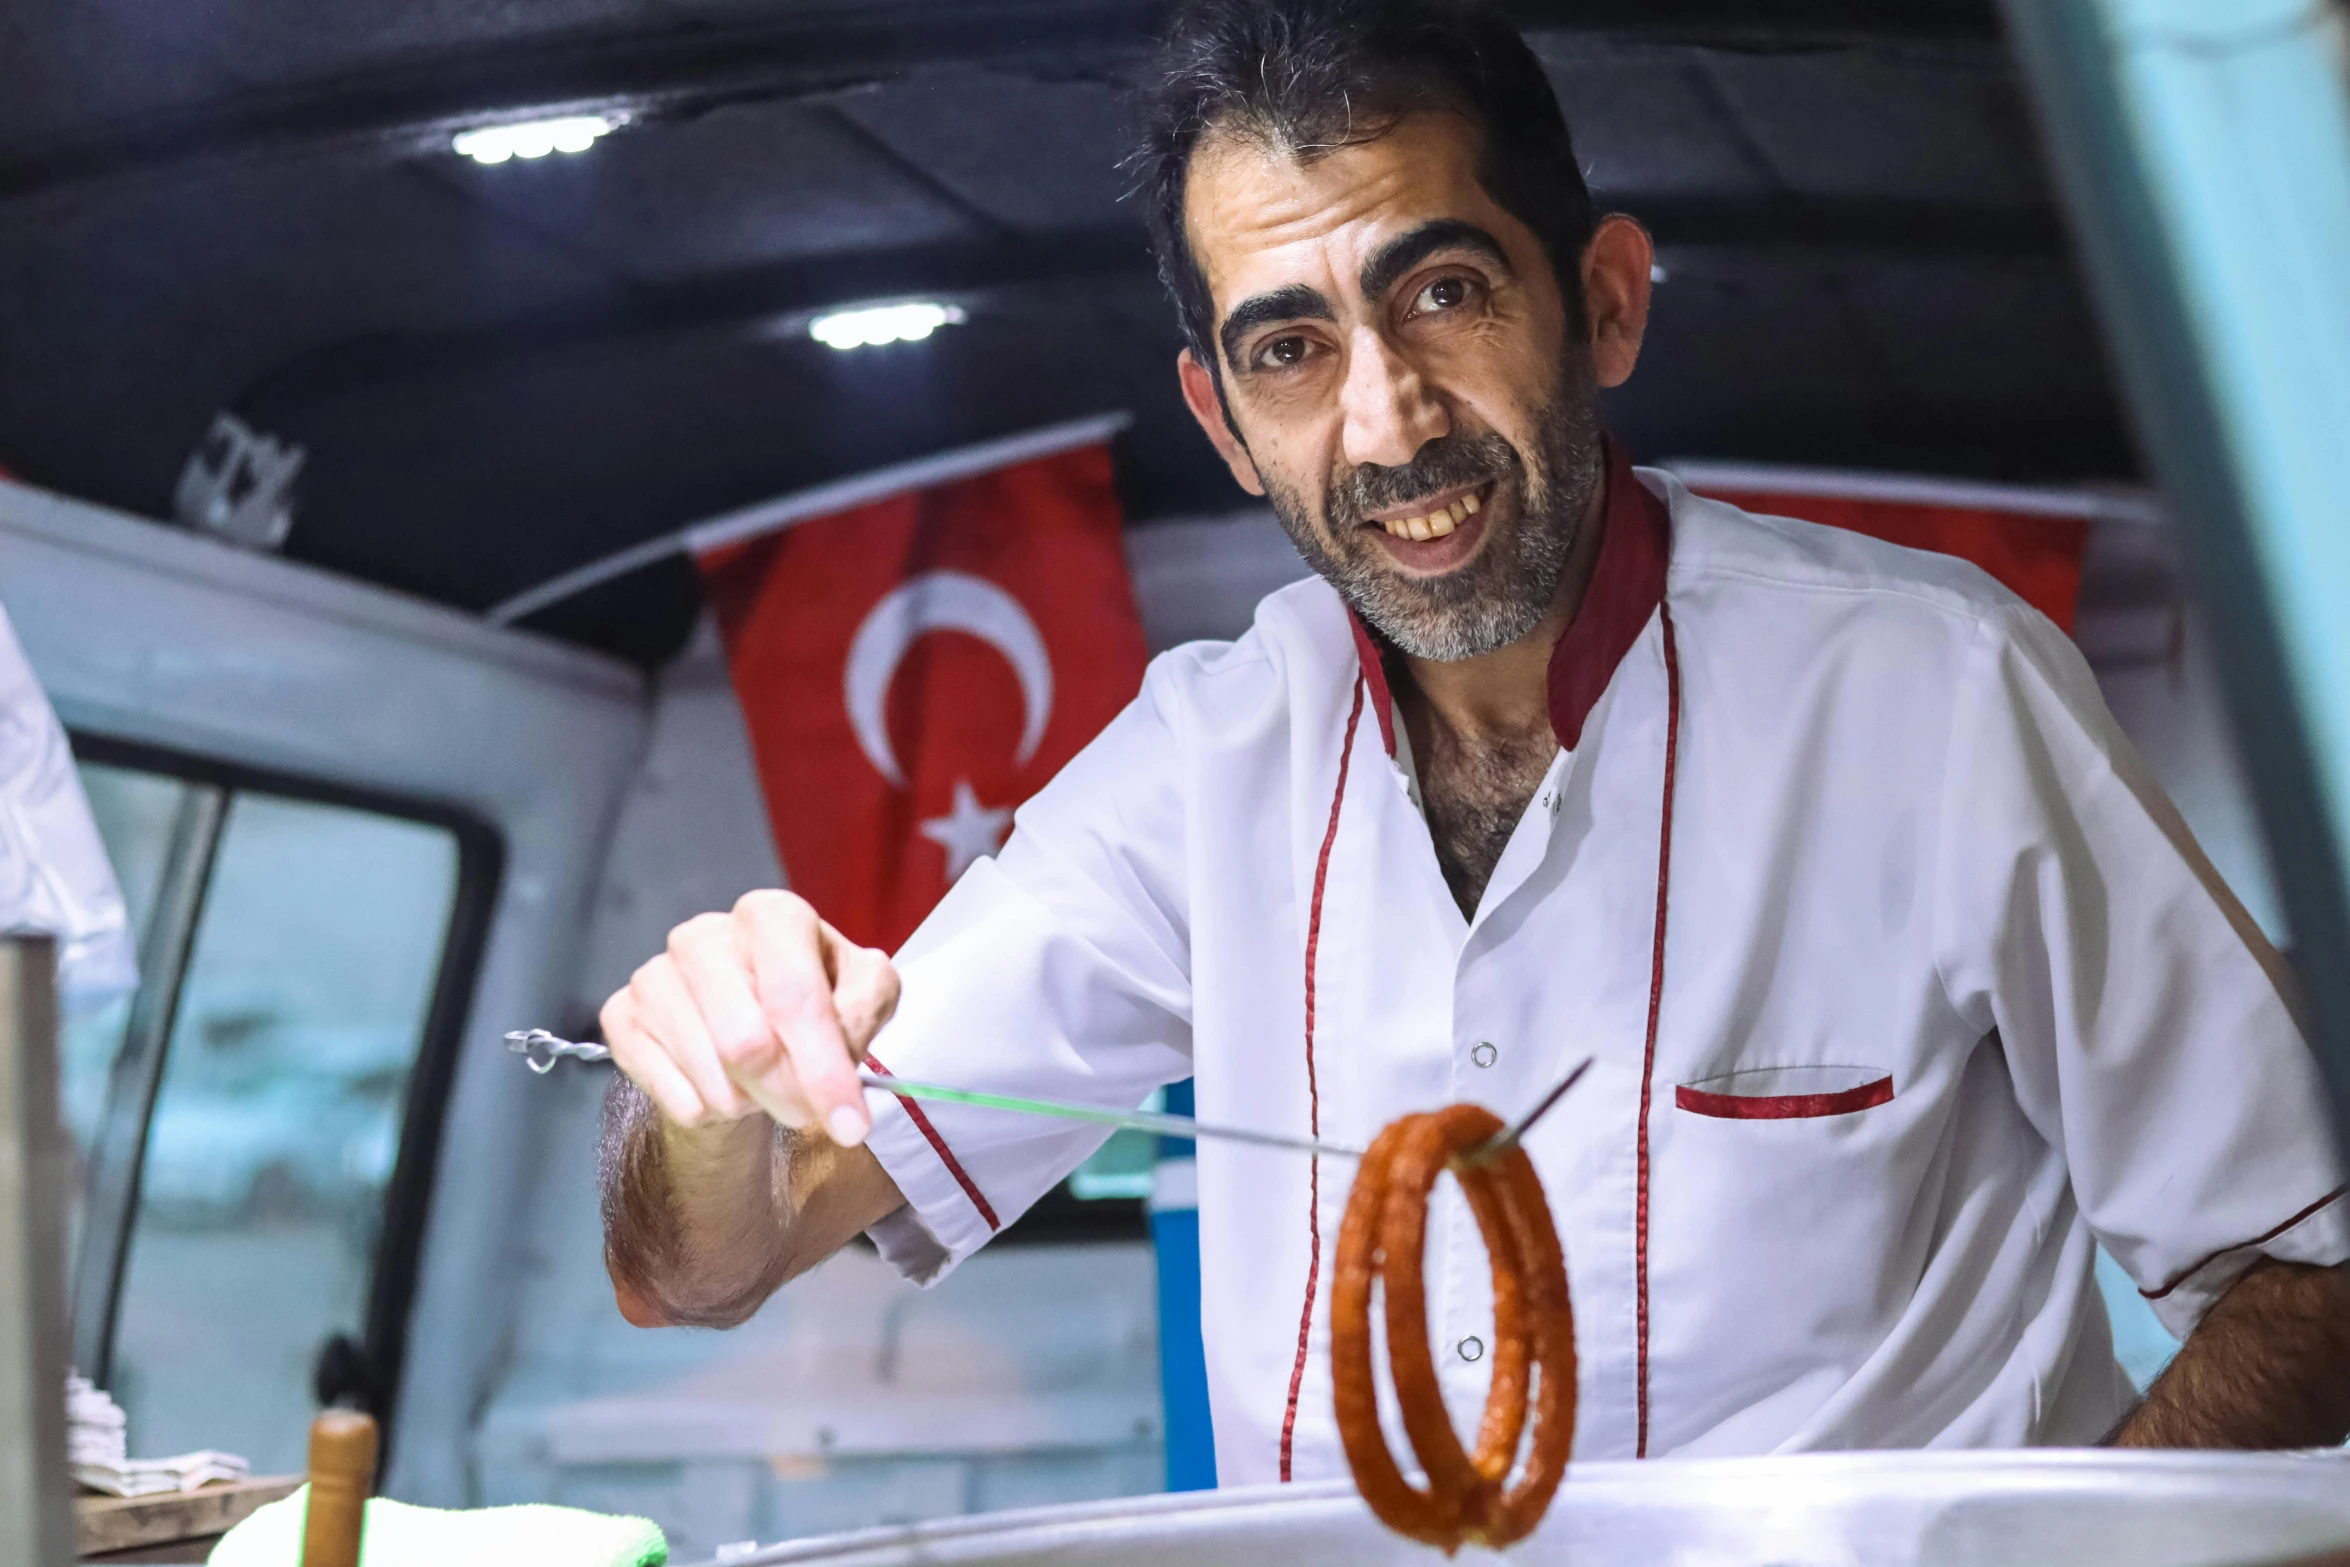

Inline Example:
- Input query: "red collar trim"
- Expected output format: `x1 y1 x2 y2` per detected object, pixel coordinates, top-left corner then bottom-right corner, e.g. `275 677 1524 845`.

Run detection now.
1345 608 1401 757
1548 437 1670 750
1346 436 1671 757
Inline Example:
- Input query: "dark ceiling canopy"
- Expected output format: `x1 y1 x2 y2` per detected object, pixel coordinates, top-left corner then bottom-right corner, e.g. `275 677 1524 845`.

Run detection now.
0 0 2132 666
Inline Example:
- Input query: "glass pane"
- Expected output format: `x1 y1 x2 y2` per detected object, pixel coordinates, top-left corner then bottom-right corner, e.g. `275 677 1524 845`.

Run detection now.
60 762 197 1266
110 790 460 1473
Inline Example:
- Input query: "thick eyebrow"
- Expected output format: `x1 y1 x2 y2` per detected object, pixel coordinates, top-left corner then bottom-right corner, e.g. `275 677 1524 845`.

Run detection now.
1218 284 1334 371
1359 219 1514 304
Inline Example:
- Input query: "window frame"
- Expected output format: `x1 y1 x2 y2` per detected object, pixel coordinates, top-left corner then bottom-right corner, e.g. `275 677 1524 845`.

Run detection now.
65 730 504 1453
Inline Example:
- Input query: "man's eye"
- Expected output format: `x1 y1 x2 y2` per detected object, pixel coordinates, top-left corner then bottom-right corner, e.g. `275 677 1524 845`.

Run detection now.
1413 276 1473 314
1255 335 1312 369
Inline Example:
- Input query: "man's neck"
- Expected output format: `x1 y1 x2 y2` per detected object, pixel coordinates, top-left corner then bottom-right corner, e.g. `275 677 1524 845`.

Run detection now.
1389 479 1611 916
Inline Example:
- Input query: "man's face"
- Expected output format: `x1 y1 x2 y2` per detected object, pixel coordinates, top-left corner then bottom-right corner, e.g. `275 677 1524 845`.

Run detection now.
1179 112 1604 661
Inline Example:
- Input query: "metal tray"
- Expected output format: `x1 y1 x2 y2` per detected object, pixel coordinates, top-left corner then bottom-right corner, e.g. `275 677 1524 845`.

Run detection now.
686 1450 2350 1567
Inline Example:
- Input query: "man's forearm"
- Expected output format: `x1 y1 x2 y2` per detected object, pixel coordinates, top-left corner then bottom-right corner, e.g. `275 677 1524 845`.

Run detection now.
2113 1259 2350 1448
600 1073 797 1327
598 1072 907 1328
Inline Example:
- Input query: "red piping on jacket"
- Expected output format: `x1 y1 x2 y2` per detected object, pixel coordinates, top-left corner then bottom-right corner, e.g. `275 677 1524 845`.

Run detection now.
2141 1184 2347 1302
866 1053 1001 1232
1278 674 1368 1482
1634 604 1681 1461
1329 438 1678 1464
1674 1076 1894 1120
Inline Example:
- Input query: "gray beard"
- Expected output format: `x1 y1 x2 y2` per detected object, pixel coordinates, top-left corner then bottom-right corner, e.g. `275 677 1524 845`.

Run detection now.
1261 375 1603 662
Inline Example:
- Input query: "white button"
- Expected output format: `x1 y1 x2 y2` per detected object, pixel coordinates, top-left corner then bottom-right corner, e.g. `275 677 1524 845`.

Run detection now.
1471 1041 1498 1068
1458 1336 1485 1363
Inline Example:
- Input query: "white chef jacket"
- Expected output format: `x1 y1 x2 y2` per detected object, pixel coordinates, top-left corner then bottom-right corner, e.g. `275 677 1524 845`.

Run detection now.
0 602 135 1005
856 442 2348 1483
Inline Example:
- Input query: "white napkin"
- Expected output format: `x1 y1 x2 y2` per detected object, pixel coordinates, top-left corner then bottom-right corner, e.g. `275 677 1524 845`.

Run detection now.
72 1450 251 1498
65 1373 127 1467
64 1371 250 1497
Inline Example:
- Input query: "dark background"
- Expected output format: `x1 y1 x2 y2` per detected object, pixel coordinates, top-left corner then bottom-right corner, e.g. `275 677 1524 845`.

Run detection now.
0 0 2132 665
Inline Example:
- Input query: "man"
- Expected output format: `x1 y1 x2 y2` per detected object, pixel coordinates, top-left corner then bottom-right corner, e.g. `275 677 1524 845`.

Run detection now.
599 0 2350 1479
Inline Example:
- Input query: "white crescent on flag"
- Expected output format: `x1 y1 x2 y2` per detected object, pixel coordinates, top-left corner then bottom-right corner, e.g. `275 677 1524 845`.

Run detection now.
843 570 1055 789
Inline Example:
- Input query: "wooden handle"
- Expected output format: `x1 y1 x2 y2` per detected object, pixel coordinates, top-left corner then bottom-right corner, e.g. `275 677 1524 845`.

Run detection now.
300 1408 378 1567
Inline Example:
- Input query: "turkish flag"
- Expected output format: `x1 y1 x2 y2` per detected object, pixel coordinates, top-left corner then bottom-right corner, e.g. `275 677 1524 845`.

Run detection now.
1689 482 2092 635
700 443 1147 953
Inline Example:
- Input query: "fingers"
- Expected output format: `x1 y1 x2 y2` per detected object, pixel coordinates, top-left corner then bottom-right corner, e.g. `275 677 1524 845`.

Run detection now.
609 890 899 1150
667 910 809 1127
737 890 871 1147
629 953 752 1123
831 938 902 1056
600 986 716 1129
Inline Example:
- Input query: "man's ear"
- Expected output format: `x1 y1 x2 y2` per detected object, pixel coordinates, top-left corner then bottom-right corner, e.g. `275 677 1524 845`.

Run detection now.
1580 215 1653 390
1177 348 1266 496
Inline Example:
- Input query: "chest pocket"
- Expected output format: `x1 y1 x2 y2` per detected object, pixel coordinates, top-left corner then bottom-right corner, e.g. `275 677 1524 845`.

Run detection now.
1675 1064 1893 1120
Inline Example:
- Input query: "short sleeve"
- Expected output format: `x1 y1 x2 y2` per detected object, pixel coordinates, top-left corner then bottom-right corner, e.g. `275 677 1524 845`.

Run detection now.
858 661 1195 1284
1934 602 2348 1340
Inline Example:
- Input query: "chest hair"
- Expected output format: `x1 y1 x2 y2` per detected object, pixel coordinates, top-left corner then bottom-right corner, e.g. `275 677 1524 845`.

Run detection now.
1417 727 1557 919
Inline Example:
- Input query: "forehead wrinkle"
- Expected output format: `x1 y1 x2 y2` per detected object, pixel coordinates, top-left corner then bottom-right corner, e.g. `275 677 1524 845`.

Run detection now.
1184 126 1434 299
1207 163 1425 256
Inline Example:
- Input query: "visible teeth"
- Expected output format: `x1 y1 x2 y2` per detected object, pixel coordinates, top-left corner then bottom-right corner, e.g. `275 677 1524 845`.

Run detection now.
1462 490 1481 515
1429 512 1456 537
1447 499 1468 524
1384 518 1410 538
1408 515 1434 541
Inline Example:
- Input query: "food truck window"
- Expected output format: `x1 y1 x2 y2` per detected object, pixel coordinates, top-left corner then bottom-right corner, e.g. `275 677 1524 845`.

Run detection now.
59 765 198 1262
60 743 497 1476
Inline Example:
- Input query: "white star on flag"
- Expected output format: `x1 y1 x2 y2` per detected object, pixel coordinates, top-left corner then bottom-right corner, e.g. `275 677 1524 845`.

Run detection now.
919 778 1014 882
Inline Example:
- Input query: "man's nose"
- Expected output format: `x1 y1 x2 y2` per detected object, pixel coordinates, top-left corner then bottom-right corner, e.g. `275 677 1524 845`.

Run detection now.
1339 330 1448 470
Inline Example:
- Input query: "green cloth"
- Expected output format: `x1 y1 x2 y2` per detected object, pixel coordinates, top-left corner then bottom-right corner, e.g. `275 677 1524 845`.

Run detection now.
208 1485 666 1567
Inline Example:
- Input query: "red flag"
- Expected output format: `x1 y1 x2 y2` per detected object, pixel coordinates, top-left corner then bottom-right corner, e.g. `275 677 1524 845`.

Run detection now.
1690 483 2092 635
700 443 1147 952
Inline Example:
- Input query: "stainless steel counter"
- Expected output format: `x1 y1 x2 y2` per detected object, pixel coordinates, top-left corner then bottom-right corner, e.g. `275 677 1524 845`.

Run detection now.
687 1449 2350 1567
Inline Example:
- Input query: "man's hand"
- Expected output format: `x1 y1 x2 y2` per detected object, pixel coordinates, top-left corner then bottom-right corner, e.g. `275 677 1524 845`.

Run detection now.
600 889 901 1147
597 891 907 1328
2113 1258 2350 1448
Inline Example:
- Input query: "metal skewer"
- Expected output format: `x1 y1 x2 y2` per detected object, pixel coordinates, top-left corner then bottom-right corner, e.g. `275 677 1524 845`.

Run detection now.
1460 1056 1594 1167
502 1031 1595 1167
852 1069 1365 1161
504 1029 1365 1160
507 1029 612 1072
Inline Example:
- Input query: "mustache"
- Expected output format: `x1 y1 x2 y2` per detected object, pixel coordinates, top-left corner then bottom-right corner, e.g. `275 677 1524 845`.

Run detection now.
1326 433 1519 527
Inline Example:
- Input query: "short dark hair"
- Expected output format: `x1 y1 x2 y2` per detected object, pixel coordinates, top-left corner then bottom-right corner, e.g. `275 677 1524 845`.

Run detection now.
1131 0 1595 382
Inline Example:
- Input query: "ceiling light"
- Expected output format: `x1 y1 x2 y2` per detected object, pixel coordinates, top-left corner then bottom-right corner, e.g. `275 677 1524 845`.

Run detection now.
453 115 618 165
809 302 967 350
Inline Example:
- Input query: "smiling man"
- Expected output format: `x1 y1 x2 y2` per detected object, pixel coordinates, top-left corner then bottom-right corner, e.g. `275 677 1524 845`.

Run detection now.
597 0 2350 1478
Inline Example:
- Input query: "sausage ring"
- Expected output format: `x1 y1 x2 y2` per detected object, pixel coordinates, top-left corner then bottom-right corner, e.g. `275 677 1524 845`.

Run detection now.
1332 1104 1575 1553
